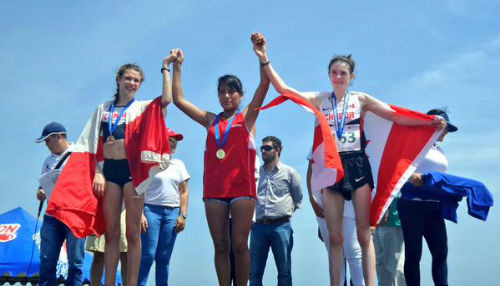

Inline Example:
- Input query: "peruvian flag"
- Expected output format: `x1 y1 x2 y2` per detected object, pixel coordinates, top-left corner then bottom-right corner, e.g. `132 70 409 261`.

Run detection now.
260 93 440 226
46 96 171 238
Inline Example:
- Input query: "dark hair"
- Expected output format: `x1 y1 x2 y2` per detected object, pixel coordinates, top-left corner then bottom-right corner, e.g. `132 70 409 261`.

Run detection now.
217 74 243 95
262 136 282 154
426 107 458 132
328 54 355 74
426 107 449 116
113 63 145 103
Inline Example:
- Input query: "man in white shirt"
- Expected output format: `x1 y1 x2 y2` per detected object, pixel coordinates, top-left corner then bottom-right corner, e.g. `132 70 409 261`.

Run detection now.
36 122 85 286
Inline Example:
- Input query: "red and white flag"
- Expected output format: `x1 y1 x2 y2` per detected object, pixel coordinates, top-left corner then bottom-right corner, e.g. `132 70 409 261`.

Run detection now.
363 105 439 226
46 96 171 238
260 93 440 226
260 92 345 188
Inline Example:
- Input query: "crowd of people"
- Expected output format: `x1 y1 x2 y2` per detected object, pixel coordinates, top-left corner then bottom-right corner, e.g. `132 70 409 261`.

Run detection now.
35 32 492 286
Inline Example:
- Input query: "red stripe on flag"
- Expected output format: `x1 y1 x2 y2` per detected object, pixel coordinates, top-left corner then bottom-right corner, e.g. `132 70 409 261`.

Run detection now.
126 96 171 189
46 152 105 238
260 93 343 182
369 105 436 226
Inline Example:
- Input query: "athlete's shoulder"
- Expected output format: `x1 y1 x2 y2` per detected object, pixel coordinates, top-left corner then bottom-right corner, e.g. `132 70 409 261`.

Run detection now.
350 90 370 98
303 91 329 100
97 99 114 111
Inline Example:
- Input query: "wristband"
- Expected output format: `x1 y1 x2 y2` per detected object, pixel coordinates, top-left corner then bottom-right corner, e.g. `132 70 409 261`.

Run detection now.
260 60 270 66
161 67 170 73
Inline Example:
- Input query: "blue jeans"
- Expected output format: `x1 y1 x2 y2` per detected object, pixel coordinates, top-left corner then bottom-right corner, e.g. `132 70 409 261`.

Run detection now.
138 204 180 286
250 221 293 286
40 214 85 286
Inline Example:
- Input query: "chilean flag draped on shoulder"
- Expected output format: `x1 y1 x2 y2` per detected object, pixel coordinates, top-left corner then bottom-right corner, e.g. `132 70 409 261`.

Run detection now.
46 96 171 238
260 93 441 226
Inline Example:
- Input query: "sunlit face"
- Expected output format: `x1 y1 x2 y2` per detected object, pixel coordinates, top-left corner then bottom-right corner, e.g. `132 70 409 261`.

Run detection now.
218 85 242 111
329 61 354 89
117 69 142 97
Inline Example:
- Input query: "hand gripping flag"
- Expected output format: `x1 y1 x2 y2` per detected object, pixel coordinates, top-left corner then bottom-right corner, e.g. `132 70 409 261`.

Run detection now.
46 96 171 238
260 93 440 226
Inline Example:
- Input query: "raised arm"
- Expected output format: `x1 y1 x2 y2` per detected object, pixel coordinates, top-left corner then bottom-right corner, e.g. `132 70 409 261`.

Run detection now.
251 32 321 108
172 49 216 128
243 45 270 129
160 53 176 107
360 93 446 129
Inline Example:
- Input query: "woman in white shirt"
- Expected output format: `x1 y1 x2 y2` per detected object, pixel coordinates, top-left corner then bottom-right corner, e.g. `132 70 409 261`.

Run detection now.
138 128 190 286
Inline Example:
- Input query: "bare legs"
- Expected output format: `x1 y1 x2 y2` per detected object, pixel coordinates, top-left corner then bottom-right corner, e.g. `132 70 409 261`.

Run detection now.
322 190 345 286
351 184 376 286
322 184 376 286
205 199 255 286
229 200 254 286
103 182 122 286
90 252 104 286
123 183 144 286
120 252 127 286
90 252 127 286
103 181 143 286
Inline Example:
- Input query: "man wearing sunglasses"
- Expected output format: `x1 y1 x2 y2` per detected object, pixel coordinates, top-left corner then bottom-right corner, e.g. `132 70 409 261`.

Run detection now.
250 136 303 286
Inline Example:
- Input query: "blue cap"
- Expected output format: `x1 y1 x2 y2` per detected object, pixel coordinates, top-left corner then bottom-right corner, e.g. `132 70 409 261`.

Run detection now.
426 109 458 132
35 122 67 143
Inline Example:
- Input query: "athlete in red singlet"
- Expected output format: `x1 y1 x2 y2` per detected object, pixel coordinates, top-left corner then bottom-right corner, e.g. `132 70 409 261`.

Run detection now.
171 38 269 286
204 112 257 200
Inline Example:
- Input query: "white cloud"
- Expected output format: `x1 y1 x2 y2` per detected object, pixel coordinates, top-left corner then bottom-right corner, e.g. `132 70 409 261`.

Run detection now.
403 37 499 95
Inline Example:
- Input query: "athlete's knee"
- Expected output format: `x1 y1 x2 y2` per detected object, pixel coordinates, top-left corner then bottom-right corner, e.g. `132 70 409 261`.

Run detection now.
125 225 141 245
213 237 230 255
328 231 344 248
105 226 120 242
356 229 372 249
232 238 249 255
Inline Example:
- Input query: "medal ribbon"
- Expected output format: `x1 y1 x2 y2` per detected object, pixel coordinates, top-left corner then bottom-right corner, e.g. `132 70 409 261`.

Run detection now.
331 90 350 140
214 112 239 150
108 98 135 136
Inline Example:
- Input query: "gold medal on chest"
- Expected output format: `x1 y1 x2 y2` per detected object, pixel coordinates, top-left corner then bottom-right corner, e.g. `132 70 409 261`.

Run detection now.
216 149 226 160
106 135 115 144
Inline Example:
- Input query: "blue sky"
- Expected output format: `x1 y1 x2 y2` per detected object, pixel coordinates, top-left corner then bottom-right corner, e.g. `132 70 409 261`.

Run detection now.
1 1 499 285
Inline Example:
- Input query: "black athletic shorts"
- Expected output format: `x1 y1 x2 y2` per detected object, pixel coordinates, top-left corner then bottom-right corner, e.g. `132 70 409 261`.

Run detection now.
103 159 132 188
327 151 374 200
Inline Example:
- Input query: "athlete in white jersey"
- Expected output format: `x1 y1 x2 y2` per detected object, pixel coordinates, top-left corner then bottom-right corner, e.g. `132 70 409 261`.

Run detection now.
251 32 445 286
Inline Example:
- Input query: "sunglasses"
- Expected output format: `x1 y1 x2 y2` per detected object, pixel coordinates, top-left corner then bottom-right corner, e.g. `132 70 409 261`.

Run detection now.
260 145 274 152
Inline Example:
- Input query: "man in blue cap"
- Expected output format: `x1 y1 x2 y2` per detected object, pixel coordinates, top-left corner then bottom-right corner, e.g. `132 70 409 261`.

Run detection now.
36 122 85 286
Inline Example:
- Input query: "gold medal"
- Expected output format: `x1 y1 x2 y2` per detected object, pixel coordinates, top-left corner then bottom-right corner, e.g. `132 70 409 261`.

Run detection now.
216 149 226 160
106 135 115 144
